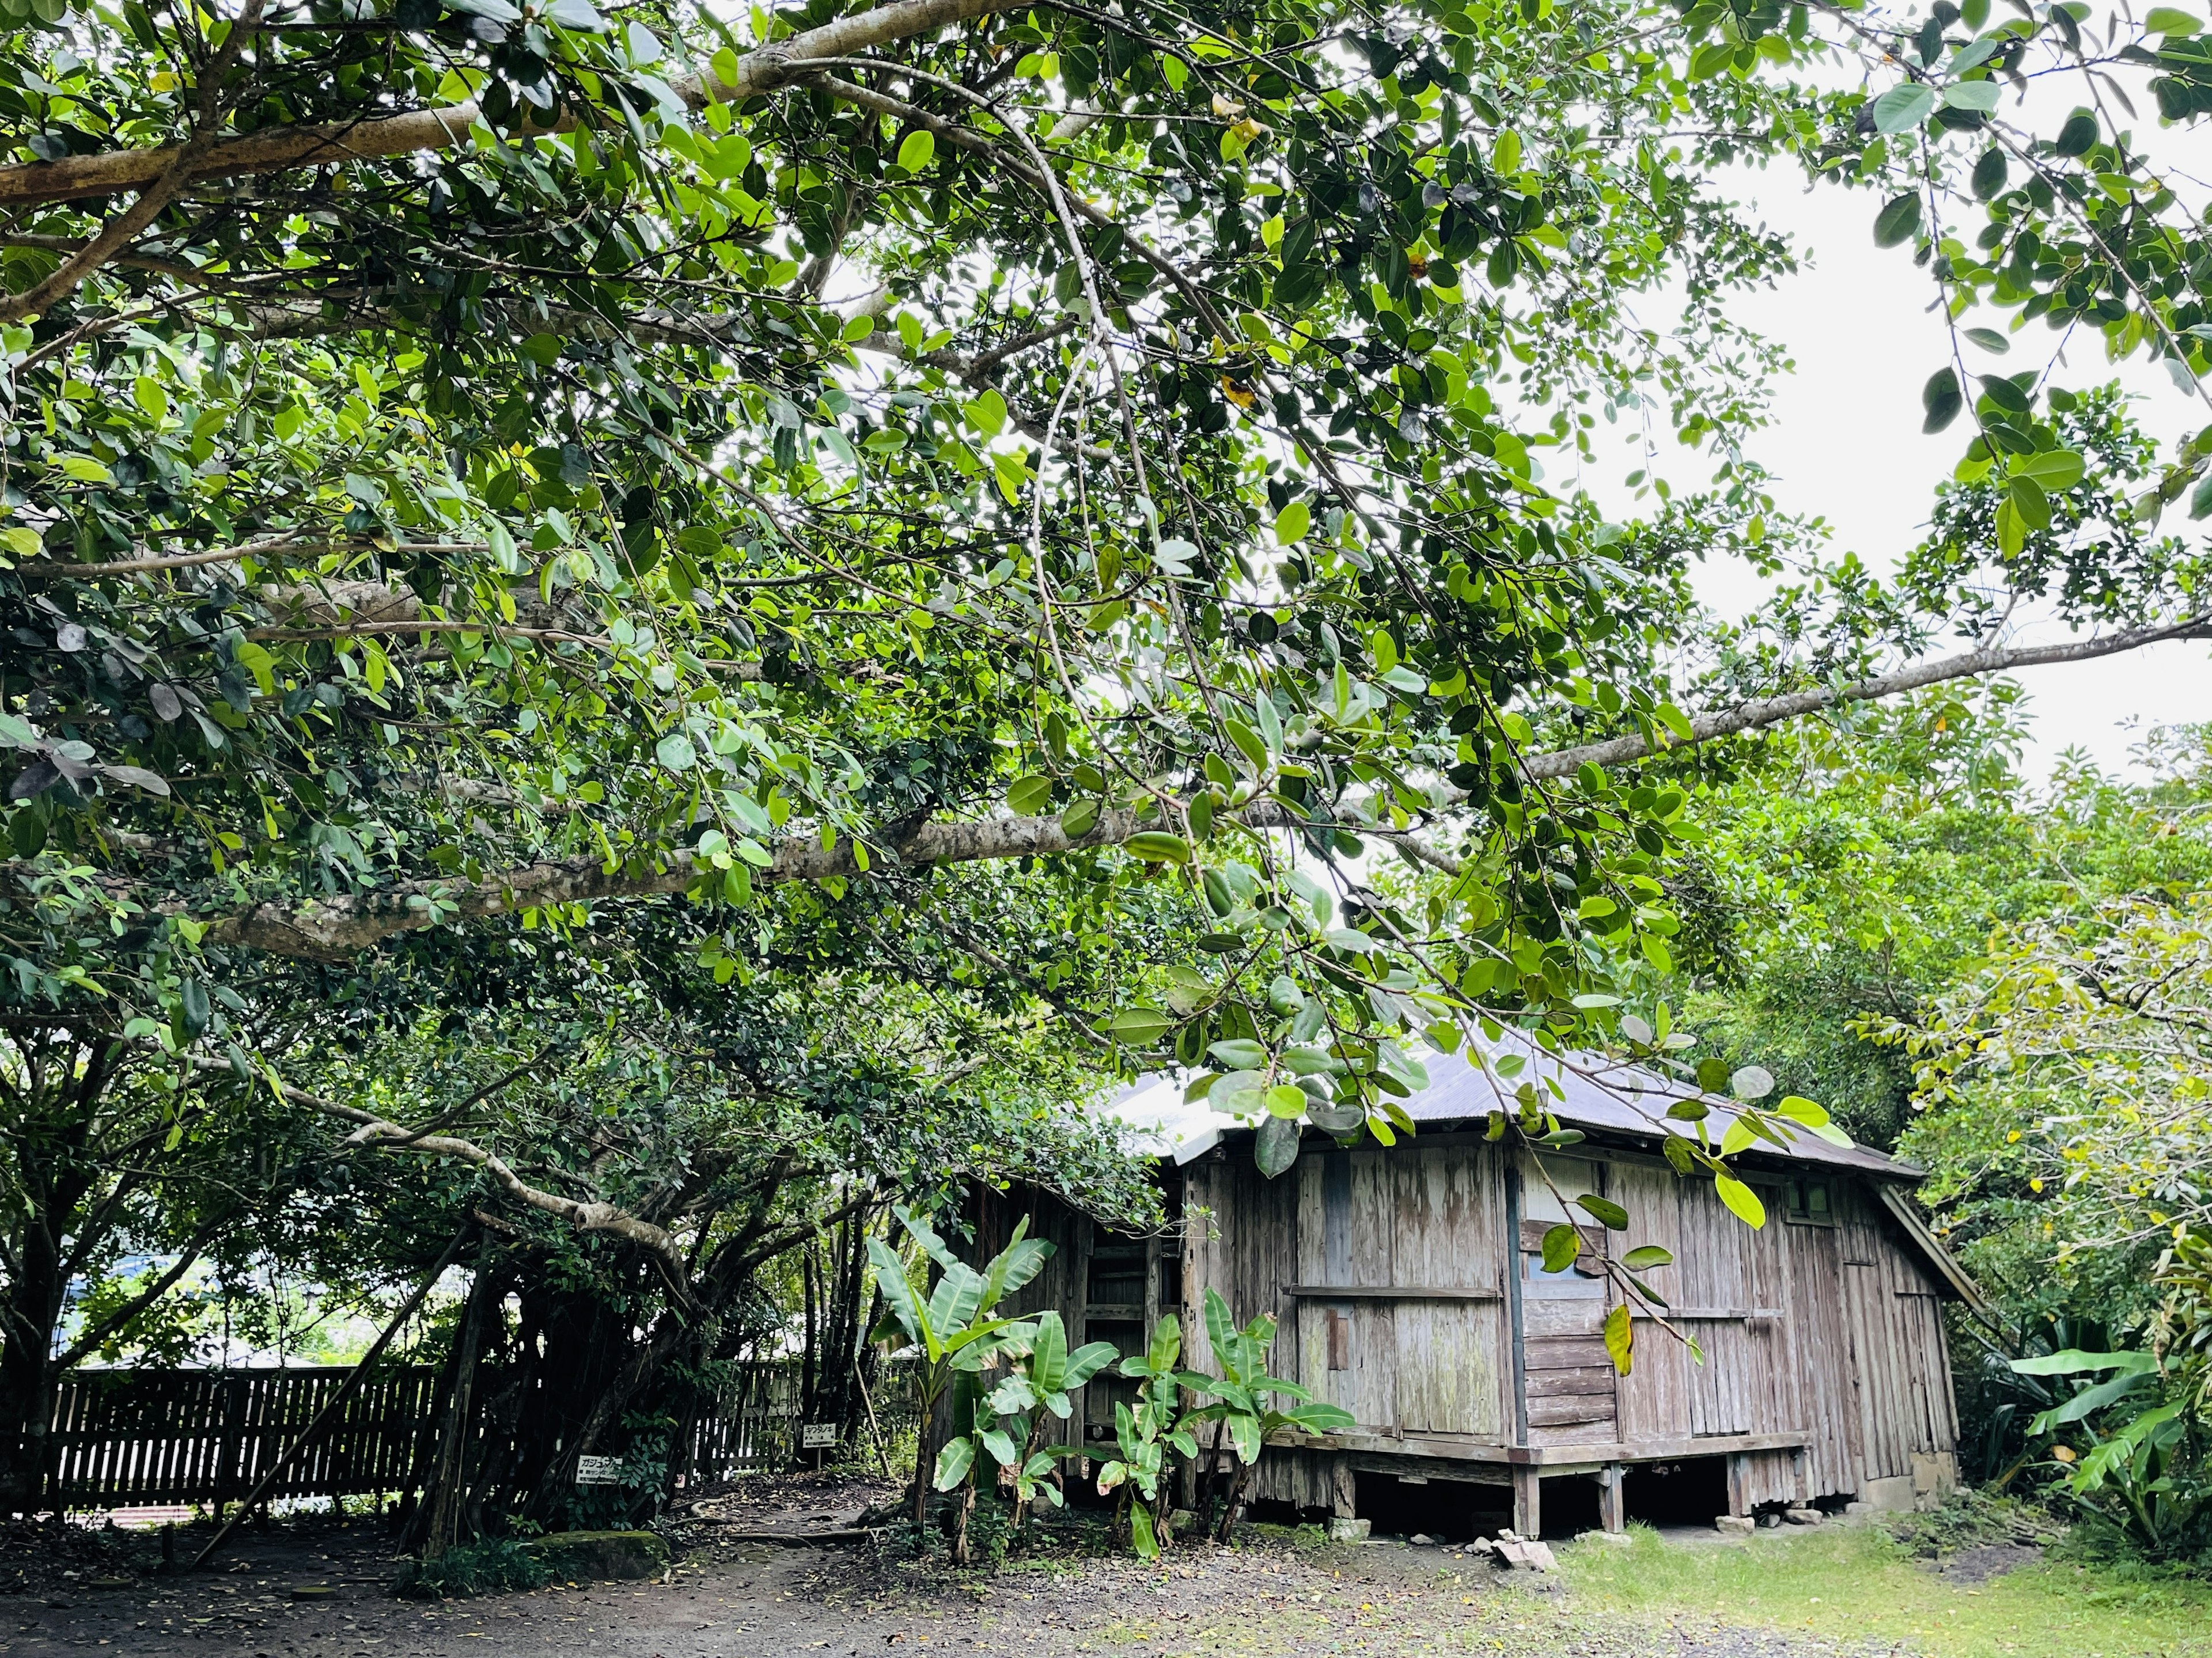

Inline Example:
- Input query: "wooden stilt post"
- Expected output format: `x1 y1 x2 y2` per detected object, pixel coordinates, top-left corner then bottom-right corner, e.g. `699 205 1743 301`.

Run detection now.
1598 1463 1626 1534
1510 1464 1541 1539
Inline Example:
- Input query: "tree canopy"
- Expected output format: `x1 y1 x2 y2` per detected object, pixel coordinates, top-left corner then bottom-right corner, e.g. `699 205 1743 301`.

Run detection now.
10 0 2212 1512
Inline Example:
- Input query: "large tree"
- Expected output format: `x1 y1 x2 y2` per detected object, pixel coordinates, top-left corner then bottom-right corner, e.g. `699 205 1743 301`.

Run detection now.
7 0 2212 1482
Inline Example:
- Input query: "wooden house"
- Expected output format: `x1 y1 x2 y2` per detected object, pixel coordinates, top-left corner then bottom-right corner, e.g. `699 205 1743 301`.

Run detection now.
972 1044 1983 1538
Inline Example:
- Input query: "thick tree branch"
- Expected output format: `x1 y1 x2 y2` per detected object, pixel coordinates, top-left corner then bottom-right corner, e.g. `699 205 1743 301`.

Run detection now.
0 0 263 320
177 617 2210 960
185 1055 700 1305
1519 614 2212 781
0 0 1019 207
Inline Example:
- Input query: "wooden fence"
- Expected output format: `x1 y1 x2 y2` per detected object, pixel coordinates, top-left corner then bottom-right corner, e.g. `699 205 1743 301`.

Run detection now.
31 1360 850 1512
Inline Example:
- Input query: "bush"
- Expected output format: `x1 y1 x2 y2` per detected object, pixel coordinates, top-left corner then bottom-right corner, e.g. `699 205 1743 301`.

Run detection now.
393 1536 551 1599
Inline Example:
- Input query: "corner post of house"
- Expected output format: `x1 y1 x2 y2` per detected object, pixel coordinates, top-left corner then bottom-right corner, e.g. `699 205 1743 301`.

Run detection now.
1597 1462 1626 1534
1726 1451 1752 1519
1510 1461 1541 1539
1329 1454 1356 1519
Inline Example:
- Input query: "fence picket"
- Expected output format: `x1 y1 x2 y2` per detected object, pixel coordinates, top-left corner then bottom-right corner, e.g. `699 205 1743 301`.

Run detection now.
17 1362 887 1511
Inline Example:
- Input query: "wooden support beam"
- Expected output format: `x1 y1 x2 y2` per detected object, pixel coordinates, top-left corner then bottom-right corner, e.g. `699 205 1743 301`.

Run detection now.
1510 1464 1541 1539
1330 1455 1357 1519
1597 1463 1626 1534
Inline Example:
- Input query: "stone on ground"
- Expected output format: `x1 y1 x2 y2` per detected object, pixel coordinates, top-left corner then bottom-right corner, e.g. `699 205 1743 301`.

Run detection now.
523 1529 670 1580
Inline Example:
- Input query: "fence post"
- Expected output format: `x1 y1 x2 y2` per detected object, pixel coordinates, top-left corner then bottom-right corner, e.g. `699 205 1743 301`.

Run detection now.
215 1375 247 1523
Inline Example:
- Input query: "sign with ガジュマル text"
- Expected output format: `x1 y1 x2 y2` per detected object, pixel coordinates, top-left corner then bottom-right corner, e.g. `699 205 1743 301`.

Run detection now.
574 1455 623 1485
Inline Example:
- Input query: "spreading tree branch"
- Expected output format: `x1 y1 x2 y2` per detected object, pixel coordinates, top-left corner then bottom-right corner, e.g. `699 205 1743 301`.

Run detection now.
0 0 1019 207
180 617 2212 959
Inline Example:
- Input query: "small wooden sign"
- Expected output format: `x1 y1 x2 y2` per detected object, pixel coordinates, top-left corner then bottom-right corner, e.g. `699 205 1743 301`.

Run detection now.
574 1455 624 1485
801 1423 838 1450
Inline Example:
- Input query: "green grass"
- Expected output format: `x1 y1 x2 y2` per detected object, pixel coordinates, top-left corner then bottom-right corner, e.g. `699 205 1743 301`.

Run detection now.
1559 1523 2212 1658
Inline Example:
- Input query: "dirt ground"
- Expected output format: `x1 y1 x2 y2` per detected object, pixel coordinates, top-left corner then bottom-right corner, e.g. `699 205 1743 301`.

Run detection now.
0 1475 1919 1658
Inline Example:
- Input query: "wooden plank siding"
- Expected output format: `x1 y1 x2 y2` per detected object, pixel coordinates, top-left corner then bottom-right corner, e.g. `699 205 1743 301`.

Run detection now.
1175 1133 1964 1512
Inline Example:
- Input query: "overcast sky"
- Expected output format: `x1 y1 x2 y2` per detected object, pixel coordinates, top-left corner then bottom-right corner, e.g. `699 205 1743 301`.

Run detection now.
1563 153 2212 781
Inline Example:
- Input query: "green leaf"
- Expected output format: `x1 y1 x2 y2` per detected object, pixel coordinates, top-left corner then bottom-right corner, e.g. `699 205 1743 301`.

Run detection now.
1007 773 1055 815
1263 1083 1308 1118
1127 1501 1158 1560
1540 1223 1581 1274
1124 831 1190 864
1255 1113 1301 1178
896 129 937 173
1871 83 1938 135
1274 500 1310 544
965 389 1008 438
2010 1348 2160 1378
1106 1007 1175 1044
1062 1340 1120 1390
1209 1038 1267 1069
1576 1194 1630 1231
0 526 40 561
2147 6 2203 33
1603 1302 1633 1376
1942 79 2000 112
519 333 563 367
131 375 168 420
2016 448 2086 490
840 314 876 343
1715 1175 1767 1229
1622 1245 1673 1271
1961 327 2009 355
932 1435 976 1490
2010 475 2052 531
58 455 113 484
1972 147 2008 200
1776 1095 1832 1128
1060 797 1102 839
1873 192 1922 248
1923 367 1963 433
655 731 696 770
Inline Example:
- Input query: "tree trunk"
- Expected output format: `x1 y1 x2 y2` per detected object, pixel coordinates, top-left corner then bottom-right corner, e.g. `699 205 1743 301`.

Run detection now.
415 1247 499 1562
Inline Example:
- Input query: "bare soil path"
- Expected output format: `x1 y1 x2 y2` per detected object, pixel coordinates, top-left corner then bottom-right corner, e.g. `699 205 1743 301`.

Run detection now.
0 1476 1892 1658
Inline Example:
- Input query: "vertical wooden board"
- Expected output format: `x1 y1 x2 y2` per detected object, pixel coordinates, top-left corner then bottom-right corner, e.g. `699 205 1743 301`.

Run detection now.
1742 1198 1793 1435
1395 1300 1483 1434
1677 1174 1756 1438
1351 1300 1399 1431
1609 1160 1692 1445
1183 1161 1228 1376
1789 1220 1861 1499
1469 1142 1516 1437
1844 1259 1902 1481
1297 1156 1328 1282
1349 1148 1396 1288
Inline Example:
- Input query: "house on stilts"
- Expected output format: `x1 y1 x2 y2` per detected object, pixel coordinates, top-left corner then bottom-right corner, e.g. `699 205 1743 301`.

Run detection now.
970 1041 1983 1538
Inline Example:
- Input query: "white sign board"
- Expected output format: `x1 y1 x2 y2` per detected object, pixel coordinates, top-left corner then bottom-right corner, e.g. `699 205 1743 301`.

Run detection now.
801 1423 838 1450
574 1455 624 1485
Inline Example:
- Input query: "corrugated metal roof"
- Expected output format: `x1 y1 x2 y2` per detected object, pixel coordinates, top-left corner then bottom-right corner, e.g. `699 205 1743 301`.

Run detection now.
1183 1038 1923 1183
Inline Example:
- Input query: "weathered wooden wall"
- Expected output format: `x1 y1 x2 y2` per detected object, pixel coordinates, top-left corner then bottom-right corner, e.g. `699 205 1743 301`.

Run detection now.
1181 1135 1960 1511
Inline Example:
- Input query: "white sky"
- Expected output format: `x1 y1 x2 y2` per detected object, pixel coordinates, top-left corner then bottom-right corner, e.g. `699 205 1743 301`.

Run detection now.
1558 145 2212 780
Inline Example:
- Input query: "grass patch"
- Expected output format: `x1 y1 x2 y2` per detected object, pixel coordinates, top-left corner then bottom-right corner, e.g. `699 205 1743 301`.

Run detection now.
1559 1522 2212 1657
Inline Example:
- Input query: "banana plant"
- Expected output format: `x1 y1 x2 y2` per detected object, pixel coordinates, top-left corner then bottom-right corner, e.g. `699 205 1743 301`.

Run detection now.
1177 1288 1355 1540
2014 1346 2206 1557
1097 1313 1198 1557
868 1205 1052 1530
986 1310 1120 1527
